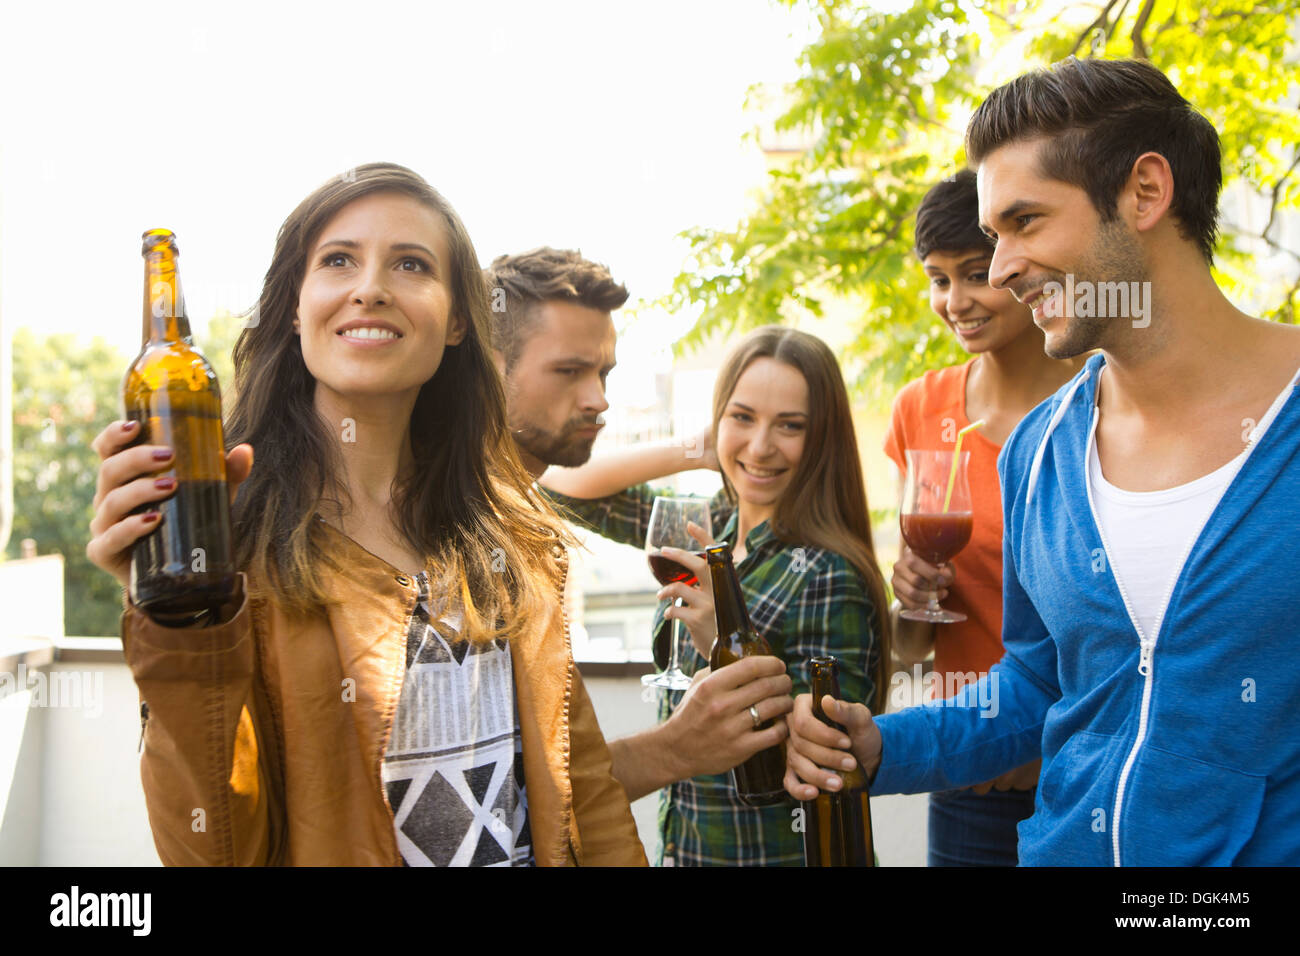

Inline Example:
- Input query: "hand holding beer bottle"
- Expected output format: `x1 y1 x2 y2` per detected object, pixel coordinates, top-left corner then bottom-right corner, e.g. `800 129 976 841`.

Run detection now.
785 682 883 802
705 544 788 806
88 426 252 592
88 230 252 622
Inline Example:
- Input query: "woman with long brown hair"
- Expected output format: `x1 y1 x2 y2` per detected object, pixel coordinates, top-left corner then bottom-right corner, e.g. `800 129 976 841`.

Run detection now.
87 163 644 866
543 325 889 866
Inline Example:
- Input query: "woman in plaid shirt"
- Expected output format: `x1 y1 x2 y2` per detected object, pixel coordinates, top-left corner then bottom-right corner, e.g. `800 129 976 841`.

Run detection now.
543 326 891 866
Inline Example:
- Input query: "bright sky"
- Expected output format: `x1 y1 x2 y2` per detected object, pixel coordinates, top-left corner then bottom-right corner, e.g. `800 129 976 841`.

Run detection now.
0 0 814 407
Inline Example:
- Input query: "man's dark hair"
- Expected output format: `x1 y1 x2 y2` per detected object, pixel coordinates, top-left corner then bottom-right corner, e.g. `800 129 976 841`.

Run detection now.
965 57 1222 262
914 169 994 261
484 247 628 370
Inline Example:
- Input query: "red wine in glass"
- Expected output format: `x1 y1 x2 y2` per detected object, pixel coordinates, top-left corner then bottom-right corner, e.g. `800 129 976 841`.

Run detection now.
644 498 713 691
648 551 705 588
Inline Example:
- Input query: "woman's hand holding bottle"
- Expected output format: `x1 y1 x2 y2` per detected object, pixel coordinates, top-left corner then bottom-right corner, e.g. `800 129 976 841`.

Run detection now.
87 420 253 589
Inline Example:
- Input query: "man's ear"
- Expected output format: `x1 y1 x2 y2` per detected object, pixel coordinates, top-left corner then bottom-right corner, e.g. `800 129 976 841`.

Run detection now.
1127 152 1175 235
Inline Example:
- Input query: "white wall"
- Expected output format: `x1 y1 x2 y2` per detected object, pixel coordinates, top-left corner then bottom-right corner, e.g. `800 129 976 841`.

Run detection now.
38 660 159 865
0 554 159 865
0 688 43 864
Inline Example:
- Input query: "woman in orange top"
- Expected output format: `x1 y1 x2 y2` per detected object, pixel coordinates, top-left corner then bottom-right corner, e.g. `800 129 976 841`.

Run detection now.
885 170 1083 866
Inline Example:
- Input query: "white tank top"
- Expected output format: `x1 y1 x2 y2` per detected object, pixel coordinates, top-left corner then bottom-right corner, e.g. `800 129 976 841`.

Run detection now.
1087 365 1297 641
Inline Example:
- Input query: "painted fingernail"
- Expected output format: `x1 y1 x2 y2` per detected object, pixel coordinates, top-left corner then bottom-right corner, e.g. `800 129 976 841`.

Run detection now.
142 511 160 523
151 449 173 461
154 477 176 490
121 420 138 432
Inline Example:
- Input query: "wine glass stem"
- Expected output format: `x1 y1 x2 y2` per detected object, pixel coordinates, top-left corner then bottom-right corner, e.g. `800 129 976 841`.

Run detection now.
928 590 941 613
666 598 685 673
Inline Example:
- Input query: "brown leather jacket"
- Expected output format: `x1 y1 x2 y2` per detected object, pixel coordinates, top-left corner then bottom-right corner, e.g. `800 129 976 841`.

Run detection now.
121 522 646 866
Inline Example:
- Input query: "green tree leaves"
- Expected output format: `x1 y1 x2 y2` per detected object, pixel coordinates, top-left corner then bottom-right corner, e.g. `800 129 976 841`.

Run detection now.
8 330 127 636
663 0 1300 402
6 313 241 637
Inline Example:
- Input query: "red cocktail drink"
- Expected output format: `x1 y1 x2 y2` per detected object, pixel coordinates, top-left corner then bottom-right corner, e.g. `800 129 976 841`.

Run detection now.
899 449 973 623
900 512 973 567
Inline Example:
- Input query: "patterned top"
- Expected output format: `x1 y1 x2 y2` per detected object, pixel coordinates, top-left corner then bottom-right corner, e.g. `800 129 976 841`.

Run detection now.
381 571 533 866
545 483 879 867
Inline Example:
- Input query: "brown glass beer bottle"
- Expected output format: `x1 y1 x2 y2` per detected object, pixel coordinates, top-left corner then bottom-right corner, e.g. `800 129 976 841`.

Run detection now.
123 229 235 623
802 655 875 866
705 544 787 806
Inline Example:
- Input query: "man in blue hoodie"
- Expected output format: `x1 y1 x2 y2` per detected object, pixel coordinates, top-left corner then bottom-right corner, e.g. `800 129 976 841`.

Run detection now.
785 57 1300 865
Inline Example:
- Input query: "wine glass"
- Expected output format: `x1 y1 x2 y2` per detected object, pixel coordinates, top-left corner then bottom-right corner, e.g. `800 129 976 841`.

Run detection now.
644 496 713 690
899 449 972 623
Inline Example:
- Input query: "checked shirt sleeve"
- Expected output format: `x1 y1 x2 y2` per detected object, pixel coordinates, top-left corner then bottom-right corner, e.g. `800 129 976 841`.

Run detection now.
540 483 664 549
777 553 879 712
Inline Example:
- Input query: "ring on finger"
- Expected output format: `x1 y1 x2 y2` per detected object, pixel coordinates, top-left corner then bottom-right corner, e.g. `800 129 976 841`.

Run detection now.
749 704 761 730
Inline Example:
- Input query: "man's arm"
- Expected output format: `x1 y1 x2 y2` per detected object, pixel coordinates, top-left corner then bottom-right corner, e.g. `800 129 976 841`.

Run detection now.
607 657 792 801
541 425 719 500
541 443 707 500
786 655 1051 798
872 655 1051 792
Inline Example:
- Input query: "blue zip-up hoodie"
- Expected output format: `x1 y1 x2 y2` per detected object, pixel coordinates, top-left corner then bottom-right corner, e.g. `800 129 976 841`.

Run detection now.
873 353 1300 865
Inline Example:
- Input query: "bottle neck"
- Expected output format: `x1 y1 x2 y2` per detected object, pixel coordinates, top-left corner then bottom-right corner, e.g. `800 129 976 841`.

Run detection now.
810 664 845 732
142 248 193 345
707 548 752 636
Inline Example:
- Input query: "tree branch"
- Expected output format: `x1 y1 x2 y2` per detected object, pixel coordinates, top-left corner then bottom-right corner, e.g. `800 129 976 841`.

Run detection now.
856 205 914 281
1155 0 1179 36
1223 223 1300 265
1262 151 1300 243
1281 272 1300 324
1130 0 1157 59
1069 0 1122 56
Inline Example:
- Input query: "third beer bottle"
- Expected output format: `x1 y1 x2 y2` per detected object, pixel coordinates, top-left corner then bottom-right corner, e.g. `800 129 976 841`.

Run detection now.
123 229 236 624
802 655 875 866
705 544 787 806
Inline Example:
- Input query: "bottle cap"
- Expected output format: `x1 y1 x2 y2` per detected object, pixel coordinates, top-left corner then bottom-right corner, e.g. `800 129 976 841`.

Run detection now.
141 229 178 254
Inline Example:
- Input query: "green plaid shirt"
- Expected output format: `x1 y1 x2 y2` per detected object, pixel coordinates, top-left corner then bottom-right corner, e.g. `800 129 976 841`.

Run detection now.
544 483 880 867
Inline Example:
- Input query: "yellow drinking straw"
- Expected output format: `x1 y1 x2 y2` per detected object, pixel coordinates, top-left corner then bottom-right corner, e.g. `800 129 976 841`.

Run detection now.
943 419 986 512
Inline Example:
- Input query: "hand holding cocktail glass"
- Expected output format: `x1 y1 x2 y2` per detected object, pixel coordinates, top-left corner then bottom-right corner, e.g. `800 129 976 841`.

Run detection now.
898 423 982 623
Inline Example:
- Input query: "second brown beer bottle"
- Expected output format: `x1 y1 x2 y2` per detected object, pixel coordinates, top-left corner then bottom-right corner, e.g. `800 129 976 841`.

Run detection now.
705 544 787 806
122 229 236 624
802 655 875 866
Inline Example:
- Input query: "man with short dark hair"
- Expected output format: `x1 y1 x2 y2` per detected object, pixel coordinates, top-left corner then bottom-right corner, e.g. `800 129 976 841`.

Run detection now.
488 248 627 473
787 57 1300 865
486 249 795 820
